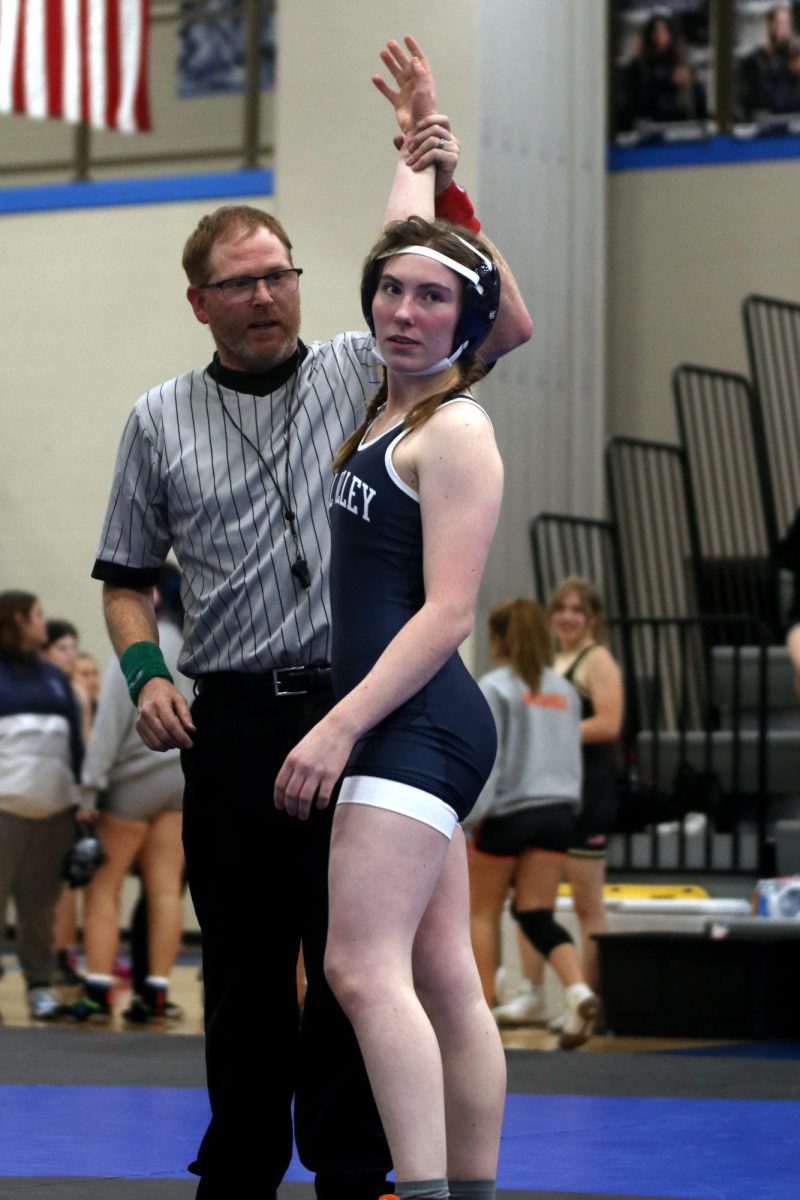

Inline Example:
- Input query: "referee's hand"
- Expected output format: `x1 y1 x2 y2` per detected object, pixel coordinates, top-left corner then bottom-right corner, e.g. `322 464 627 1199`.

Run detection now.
135 678 195 751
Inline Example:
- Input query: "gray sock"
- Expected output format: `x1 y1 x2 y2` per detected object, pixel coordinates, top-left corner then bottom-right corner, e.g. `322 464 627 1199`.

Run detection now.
396 1180 449 1200
448 1181 496 1200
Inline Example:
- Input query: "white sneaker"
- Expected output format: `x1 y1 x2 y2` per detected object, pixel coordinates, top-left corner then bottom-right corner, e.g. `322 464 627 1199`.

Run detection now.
494 965 509 1006
547 1009 567 1033
28 986 60 1021
558 983 598 1050
657 813 708 837
492 979 543 1026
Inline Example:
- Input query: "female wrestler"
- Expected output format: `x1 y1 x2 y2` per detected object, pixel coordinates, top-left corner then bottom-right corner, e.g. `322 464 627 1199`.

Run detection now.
275 119 531 1200
549 577 624 988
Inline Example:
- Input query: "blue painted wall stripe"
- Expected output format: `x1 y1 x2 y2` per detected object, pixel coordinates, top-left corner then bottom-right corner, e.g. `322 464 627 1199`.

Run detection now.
0 168 273 215
609 133 800 172
0 134 797 214
0 133 796 216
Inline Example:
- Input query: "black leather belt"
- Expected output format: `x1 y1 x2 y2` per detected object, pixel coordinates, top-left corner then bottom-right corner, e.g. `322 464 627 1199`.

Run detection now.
196 666 332 698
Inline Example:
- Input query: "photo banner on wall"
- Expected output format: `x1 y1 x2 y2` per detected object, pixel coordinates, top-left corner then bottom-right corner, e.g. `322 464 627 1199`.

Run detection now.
732 0 800 138
177 0 274 98
611 0 716 146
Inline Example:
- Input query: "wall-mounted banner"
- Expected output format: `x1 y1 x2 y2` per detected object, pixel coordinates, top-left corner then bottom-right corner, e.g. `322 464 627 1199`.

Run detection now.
611 0 715 147
733 0 800 138
177 0 274 98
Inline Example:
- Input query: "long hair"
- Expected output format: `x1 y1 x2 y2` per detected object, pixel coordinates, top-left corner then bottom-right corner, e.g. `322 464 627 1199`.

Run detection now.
488 598 553 694
548 576 607 643
332 217 493 472
0 590 38 658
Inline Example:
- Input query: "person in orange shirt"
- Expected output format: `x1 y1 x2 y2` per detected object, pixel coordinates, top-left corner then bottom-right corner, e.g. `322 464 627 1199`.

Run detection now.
466 598 598 1050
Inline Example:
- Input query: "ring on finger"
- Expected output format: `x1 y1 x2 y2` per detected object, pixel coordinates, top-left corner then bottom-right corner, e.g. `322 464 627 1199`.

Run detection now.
437 137 446 150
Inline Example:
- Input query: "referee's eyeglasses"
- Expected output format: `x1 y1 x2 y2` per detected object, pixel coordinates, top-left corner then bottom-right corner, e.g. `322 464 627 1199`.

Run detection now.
201 268 304 304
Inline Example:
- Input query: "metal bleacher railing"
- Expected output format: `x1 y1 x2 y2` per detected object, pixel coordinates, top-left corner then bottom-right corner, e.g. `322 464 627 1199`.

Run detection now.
608 615 781 878
603 435 710 748
528 513 628 621
528 525 779 876
672 364 782 641
604 435 705 622
529 303 800 876
743 294 800 546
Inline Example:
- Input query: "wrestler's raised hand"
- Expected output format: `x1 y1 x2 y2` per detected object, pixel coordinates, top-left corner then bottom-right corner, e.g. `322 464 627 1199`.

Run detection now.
373 35 436 133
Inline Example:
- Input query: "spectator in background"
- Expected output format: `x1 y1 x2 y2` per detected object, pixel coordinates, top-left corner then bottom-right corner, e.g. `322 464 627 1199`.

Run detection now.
0 591 83 1021
617 11 708 130
787 623 800 696
42 619 79 678
498 579 623 1032
42 619 94 747
738 4 800 119
73 564 192 1024
42 619 93 988
774 505 800 695
72 653 101 721
547 578 623 995
467 599 599 1050
494 579 623 1029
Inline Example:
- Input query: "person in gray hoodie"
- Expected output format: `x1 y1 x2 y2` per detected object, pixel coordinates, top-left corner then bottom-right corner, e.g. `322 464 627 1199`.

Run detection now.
466 598 598 1049
74 565 193 1024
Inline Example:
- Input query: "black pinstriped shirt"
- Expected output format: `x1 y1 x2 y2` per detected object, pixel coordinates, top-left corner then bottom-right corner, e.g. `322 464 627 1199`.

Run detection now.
92 334 381 676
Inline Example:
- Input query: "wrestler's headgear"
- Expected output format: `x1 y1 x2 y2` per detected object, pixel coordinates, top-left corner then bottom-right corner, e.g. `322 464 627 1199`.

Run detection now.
361 233 501 376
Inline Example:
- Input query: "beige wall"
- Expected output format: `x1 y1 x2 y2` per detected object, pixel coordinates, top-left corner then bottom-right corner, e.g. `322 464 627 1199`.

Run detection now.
1 197 249 659
275 1 476 344
607 159 800 446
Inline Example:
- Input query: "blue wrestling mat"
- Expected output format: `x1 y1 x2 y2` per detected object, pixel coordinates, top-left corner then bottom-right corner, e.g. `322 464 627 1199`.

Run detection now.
1 1083 797 1199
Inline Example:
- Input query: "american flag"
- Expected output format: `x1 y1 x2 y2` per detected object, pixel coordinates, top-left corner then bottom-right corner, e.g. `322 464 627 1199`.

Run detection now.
0 0 151 132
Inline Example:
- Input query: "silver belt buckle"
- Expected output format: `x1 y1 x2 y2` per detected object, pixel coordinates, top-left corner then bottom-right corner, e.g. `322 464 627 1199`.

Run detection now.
273 667 308 697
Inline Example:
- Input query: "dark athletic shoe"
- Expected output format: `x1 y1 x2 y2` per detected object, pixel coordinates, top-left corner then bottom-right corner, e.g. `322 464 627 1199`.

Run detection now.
123 982 181 1025
65 981 112 1024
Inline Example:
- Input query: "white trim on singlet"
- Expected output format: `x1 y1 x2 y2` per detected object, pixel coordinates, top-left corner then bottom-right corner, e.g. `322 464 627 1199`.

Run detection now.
383 394 493 503
338 774 459 839
357 413 404 450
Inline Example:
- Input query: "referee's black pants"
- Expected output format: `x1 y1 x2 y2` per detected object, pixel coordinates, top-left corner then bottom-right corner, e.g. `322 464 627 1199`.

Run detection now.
181 682 391 1198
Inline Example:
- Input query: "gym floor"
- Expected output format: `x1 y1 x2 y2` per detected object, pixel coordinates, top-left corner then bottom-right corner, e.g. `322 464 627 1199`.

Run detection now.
1 952 798 1200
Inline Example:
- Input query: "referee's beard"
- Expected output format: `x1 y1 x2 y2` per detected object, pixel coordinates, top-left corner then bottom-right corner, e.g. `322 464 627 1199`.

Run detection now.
210 298 302 375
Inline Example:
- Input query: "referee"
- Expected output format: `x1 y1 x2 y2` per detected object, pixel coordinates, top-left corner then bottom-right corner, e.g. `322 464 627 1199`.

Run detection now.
89 41 510 1200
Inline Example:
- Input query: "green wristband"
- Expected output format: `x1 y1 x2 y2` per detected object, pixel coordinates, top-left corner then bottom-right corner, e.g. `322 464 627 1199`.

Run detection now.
119 641 174 706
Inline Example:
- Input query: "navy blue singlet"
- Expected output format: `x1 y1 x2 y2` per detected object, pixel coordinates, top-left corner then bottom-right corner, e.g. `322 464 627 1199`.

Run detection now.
563 645 619 847
329 398 498 822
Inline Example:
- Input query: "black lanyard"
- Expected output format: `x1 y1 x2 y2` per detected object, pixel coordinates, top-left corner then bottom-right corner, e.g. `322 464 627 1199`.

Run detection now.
212 376 311 589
